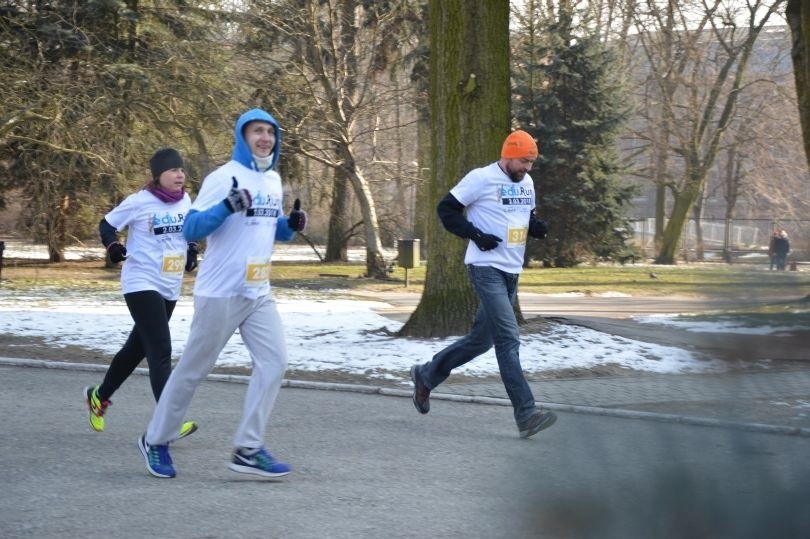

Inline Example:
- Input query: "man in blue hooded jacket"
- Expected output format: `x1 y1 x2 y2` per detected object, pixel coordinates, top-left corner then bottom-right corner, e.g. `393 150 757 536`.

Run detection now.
139 108 307 479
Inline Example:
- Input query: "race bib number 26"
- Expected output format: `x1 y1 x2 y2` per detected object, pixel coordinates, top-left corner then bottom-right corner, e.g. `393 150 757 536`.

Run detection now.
245 257 271 287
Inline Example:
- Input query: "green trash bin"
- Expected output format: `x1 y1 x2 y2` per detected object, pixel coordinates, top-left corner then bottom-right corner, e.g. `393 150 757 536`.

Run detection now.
397 239 420 268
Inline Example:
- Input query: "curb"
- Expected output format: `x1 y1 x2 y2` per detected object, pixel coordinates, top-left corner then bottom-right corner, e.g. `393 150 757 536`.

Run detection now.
3 356 809 438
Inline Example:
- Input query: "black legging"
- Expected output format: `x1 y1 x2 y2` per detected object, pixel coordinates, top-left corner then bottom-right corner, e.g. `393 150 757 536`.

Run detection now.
98 291 177 402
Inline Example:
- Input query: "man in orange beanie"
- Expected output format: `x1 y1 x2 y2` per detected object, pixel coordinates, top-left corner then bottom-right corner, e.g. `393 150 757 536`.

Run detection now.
501 129 539 161
409 130 556 439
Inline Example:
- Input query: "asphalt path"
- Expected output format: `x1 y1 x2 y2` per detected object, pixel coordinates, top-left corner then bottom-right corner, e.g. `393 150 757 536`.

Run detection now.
363 289 785 320
2 365 809 539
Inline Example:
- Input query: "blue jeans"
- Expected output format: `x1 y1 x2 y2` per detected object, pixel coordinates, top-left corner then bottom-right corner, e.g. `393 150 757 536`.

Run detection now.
418 264 537 424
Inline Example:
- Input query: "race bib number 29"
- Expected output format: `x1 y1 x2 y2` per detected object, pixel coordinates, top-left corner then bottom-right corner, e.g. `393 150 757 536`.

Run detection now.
161 251 185 276
245 257 271 287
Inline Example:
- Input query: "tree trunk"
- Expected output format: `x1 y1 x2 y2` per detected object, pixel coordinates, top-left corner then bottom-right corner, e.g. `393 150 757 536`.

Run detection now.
722 147 740 263
654 183 666 251
653 1 675 252
692 192 704 261
411 26 431 255
655 178 701 264
46 195 69 263
413 109 431 253
342 159 387 278
788 0 810 173
399 0 511 337
325 166 349 262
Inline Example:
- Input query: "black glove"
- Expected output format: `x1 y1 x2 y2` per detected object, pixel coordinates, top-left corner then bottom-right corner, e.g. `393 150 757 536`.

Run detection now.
529 218 549 239
288 198 307 232
107 242 127 263
185 243 199 272
224 177 252 213
470 228 502 251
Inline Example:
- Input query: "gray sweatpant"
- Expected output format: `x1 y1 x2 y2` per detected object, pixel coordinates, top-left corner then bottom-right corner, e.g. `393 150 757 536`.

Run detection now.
145 293 287 448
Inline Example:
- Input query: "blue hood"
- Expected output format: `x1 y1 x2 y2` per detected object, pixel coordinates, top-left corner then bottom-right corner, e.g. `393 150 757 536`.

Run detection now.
232 108 281 171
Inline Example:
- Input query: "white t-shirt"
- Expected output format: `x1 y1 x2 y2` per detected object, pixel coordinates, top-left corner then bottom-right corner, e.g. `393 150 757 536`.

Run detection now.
450 162 535 274
105 190 192 300
191 160 283 299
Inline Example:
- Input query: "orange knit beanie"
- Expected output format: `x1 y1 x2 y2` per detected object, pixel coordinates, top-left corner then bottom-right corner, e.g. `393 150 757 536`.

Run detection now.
501 130 538 159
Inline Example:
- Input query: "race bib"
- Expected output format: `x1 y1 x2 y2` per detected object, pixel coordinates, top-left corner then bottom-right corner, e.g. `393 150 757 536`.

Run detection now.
245 256 271 287
506 225 528 248
161 250 185 276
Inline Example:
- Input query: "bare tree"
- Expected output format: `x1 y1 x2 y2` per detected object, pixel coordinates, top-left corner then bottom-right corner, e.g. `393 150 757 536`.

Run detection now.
247 0 422 277
629 0 785 264
715 58 810 223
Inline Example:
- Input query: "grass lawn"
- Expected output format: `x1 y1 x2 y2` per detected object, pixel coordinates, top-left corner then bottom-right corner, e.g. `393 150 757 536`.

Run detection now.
3 258 808 303
274 261 810 298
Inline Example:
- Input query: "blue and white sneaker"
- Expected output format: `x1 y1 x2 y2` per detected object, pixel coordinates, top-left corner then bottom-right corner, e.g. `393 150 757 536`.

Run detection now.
228 447 290 478
138 435 176 478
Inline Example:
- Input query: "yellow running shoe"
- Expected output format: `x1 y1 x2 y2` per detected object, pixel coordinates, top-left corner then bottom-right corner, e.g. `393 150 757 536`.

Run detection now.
177 420 198 440
83 385 111 432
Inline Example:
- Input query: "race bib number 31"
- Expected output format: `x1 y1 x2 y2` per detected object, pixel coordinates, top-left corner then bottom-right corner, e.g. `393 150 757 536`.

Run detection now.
245 257 271 287
161 251 185 276
507 225 528 248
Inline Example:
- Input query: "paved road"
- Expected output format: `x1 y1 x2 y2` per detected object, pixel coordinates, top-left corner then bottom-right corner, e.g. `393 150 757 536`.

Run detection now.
362 288 810 433
2 365 809 539
360 289 788 319
3 287 809 537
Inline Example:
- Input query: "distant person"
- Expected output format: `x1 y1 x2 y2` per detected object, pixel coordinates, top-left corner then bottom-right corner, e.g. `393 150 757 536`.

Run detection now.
138 108 307 479
773 230 790 271
84 148 198 441
768 231 778 271
409 130 557 439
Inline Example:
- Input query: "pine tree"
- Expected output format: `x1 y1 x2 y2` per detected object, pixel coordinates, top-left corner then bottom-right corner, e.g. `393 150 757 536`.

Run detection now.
513 7 636 267
0 1 236 260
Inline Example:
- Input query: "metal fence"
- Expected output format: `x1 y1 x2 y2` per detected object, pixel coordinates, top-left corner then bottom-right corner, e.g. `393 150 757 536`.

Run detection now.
629 218 810 263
